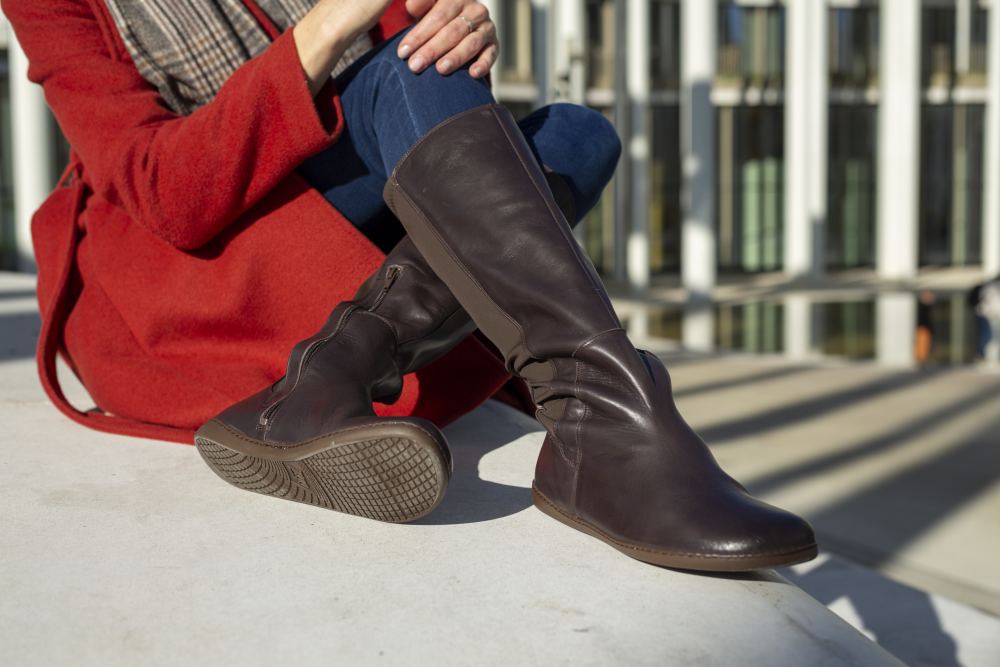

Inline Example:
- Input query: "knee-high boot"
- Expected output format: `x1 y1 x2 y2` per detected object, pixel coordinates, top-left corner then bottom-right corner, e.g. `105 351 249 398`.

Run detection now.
382 102 817 570
194 167 576 523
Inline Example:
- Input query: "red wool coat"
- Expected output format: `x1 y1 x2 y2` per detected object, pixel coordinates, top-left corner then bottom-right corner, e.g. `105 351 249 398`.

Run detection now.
2 0 520 444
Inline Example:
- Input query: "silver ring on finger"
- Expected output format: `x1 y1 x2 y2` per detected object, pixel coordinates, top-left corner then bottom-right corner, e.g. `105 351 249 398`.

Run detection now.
459 14 476 34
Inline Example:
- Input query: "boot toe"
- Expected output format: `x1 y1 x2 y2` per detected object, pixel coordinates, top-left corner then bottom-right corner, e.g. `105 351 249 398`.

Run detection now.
689 493 818 570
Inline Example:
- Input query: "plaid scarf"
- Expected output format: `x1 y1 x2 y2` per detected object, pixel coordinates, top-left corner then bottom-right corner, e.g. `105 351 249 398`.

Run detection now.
103 0 374 115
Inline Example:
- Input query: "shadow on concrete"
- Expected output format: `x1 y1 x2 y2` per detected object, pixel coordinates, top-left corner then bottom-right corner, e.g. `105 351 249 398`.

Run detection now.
699 367 950 443
673 364 811 399
0 289 36 301
0 311 41 361
757 405 1000 666
414 404 541 526
808 412 1000 572
785 558 957 667
746 382 1000 497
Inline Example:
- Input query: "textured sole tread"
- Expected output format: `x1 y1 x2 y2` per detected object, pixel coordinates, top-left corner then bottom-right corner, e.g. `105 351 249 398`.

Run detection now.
196 434 447 523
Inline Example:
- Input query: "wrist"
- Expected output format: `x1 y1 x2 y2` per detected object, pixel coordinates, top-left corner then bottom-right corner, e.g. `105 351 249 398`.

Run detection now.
293 15 352 97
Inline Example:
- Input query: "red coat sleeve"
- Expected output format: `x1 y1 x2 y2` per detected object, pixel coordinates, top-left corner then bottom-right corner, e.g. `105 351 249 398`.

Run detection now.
1 0 347 250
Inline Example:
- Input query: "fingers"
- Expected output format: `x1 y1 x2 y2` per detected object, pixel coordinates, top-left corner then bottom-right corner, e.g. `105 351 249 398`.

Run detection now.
468 41 498 79
397 0 464 61
400 2 494 75
437 22 497 77
404 0 436 19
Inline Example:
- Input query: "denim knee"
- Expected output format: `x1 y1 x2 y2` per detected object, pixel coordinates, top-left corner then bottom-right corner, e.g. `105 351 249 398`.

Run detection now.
521 102 622 219
367 24 489 93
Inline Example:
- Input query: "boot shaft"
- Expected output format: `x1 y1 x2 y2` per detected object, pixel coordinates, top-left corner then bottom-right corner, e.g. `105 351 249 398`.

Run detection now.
384 103 623 381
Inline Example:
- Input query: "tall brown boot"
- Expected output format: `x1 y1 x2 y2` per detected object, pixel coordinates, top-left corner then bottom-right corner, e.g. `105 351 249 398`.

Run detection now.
383 102 818 570
194 169 577 523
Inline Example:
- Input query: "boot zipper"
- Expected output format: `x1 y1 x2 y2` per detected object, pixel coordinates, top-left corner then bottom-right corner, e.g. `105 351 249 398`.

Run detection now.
367 265 401 311
256 265 403 434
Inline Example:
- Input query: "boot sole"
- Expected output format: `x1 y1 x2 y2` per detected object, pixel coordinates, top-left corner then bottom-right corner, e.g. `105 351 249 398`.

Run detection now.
195 419 449 523
532 485 818 572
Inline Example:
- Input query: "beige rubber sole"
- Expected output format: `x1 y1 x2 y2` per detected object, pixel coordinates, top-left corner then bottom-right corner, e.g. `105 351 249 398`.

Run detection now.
195 419 450 523
532 485 818 572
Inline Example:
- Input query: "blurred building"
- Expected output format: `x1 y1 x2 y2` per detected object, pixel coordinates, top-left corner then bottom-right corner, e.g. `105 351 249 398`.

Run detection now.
1 1 998 295
484 0 999 289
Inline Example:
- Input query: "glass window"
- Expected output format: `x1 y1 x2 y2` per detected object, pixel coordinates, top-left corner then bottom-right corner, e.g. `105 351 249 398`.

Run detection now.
827 105 877 269
919 103 985 267
923 5 955 89
585 0 616 91
650 104 681 273
717 3 785 88
828 6 880 89
717 106 784 273
716 301 784 354
819 301 875 360
922 3 990 89
650 0 680 91
925 294 979 365
497 0 534 85
965 5 989 85
966 5 997 86
581 106 617 276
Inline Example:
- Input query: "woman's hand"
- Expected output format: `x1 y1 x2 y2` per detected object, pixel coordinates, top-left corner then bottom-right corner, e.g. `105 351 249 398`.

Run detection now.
294 0 394 96
396 0 499 79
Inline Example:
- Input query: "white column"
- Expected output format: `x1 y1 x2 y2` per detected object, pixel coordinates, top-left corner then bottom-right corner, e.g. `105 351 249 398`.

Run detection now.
783 294 816 361
681 0 717 299
530 0 553 105
625 0 651 293
9 34 56 273
481 0 501 50
682 300 715 352
784 0 827 280
551 0 586 103
877 0 921 280
876 292 916 367
984 0 1000 276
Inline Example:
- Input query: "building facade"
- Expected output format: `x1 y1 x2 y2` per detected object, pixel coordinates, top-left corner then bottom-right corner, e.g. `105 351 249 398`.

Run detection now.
2 1 999 297
484 0 999 290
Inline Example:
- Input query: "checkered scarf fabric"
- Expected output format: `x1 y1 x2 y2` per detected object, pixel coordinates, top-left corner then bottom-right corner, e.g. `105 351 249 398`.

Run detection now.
103 0 374 115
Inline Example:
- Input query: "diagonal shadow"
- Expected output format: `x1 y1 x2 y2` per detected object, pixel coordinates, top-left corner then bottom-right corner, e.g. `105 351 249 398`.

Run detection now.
745 381 1000 497
0 289 37 301
413 401 541 525
807 411 1000 571
777 413 1000 666
673 364 811 399
698 367 951 443
784 557 958 666
0 311 42 361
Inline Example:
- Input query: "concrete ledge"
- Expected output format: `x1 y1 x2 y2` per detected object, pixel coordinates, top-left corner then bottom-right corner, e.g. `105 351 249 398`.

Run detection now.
0 371 900 664
0 272 959 665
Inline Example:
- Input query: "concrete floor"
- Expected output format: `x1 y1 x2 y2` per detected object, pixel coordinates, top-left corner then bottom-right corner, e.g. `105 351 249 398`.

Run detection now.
656 347 1000 620
2 271 999 666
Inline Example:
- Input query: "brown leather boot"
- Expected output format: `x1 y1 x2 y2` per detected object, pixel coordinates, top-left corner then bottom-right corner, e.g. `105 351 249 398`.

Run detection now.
195 170 577 523
383 102 818 570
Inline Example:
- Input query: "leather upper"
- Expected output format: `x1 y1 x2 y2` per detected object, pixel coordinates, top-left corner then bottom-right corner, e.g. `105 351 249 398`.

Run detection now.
384 102 816 563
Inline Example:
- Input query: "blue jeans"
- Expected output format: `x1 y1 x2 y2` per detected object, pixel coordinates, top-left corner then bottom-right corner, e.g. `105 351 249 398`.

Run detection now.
297 24 622 253
975 314 993 358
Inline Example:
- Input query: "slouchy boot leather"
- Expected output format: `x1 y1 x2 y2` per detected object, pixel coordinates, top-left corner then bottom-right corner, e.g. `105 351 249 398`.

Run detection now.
194 235 477 522
195 169 576 523
382 102 818 570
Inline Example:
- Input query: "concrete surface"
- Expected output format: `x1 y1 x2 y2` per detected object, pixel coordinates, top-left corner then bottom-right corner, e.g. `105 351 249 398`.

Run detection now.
788 554 1000 667
651 346 1000 621
2 271 998 666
